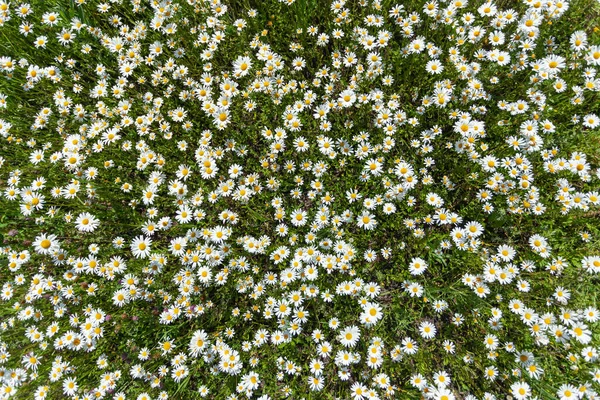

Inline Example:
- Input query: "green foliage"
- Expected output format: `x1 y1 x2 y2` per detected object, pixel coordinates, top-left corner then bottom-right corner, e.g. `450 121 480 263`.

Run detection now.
0 0 600 399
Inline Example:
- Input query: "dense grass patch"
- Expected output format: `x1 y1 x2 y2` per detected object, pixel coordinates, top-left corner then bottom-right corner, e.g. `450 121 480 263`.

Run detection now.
1 0 600 399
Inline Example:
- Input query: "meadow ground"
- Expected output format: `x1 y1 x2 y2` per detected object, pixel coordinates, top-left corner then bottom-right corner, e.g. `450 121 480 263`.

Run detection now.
1 0 600 399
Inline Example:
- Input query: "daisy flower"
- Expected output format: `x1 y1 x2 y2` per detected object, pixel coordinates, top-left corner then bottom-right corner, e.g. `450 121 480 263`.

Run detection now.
75 212 100 233
131 235 152 259
339 326 360 348
511 381 531 399
419 321 437 339
408 257 428 275
357 212 377 230
33 233 60 255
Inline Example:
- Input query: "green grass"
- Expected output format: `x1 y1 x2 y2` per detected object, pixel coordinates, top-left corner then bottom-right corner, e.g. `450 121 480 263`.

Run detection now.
0 0 600 399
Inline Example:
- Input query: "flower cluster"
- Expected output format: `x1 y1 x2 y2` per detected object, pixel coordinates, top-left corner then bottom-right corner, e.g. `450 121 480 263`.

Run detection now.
0 0 599 399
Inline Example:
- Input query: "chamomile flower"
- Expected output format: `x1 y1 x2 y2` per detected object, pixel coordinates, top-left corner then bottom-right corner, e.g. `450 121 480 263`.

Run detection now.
33 233 59 255
511 381 531 399
419 321 437 339
339 326 360 348
408 257 428 275
75 212 100 233
131 236 152 259
357 212 377 230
